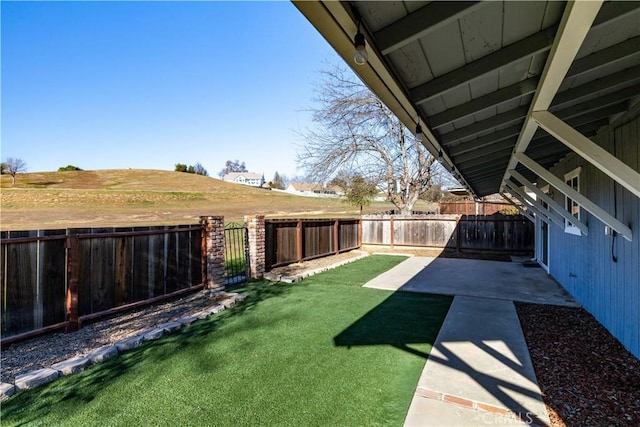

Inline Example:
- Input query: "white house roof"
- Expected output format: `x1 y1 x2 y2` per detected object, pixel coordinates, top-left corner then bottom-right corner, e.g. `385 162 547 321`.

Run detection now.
224 172 264 181
294 1 640 198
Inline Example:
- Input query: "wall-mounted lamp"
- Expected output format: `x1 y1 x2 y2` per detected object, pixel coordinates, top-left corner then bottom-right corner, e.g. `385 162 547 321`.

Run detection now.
354 23 368 65
415 122 423 142
437 150 443 161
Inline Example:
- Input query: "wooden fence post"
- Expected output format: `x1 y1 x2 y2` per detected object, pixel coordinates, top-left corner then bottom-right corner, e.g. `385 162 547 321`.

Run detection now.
390 216 395 249
65 234 80 332
334 219 340 254
296 220 303 262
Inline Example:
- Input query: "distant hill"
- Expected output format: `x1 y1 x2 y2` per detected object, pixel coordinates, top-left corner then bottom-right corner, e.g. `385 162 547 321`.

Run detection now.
1 169 421 230
0 169 250 192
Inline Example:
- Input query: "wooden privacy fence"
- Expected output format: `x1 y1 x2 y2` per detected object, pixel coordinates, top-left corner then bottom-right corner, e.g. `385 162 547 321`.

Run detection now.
1 225 203 343
438 201 514 215
361 214 533 253
265 219 360 269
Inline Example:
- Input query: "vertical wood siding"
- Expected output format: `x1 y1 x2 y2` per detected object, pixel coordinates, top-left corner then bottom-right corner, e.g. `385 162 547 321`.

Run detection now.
546 111 639 358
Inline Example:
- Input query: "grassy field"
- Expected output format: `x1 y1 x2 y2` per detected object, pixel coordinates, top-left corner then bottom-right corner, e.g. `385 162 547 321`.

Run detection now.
1 255 452 426
1 169 434 230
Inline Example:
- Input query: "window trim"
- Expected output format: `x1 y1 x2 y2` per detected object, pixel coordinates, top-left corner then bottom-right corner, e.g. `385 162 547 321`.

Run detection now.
563 167 582 235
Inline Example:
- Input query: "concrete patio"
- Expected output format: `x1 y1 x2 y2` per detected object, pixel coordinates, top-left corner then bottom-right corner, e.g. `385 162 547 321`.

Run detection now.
363 256 578 426
364 256 578 307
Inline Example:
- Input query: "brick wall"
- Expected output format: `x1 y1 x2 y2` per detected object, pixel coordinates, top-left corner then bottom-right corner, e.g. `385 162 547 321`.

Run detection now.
245 215 265 278
200 216 226 290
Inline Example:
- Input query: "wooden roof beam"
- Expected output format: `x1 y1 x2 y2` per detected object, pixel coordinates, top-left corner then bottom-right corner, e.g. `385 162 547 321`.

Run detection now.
430 42 640 131
376 1 484 55
504 181 564 227
502 1 603 187
532 111 640 199
500 192 535 222
509 169 588 235
515 152 633 241
411 26 557 105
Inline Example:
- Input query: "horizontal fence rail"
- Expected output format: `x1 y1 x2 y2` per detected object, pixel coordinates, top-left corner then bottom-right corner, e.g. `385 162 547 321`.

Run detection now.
438 201 515 215
265 219 360 270
1 225 203 343
361 214 533 253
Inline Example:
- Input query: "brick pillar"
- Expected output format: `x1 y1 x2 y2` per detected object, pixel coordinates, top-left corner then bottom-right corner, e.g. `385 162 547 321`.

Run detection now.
245 215 265 279
200 216 226 290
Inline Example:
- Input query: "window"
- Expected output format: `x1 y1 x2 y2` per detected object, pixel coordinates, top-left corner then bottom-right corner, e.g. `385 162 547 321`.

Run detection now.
564 167 581 235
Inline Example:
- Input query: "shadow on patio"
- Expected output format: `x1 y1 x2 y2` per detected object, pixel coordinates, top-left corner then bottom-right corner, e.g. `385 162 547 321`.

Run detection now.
338 255 572 425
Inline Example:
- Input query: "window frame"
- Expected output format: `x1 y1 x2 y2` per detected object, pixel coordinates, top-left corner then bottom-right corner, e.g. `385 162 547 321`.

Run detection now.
563 167 582 235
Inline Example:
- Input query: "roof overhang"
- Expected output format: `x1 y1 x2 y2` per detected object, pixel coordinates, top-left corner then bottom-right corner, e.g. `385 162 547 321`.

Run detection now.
293 1 640 200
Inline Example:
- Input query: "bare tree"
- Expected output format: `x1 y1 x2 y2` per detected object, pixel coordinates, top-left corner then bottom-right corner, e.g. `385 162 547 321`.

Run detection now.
218 160 247 178
296 63 436 214
2 158 27 186
193 162 209 176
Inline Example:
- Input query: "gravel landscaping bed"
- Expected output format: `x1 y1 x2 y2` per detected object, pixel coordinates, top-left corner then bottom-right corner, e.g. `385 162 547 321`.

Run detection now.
516 303 640 426
1 290 226 384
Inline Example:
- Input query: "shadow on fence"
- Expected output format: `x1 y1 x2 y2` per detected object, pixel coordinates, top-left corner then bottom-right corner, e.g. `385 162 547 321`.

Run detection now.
1 225 203 343
265 218 360 270
360 214 533 254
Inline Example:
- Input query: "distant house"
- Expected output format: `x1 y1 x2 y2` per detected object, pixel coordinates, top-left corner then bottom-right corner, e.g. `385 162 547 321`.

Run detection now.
223 172 265 187
286 183 344 198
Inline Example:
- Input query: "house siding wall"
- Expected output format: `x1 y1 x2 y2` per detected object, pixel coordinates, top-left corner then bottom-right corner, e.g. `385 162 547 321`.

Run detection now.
545 110 639 358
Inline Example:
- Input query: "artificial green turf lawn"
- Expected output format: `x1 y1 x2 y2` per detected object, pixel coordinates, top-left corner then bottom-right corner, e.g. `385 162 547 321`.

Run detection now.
1 255 452 426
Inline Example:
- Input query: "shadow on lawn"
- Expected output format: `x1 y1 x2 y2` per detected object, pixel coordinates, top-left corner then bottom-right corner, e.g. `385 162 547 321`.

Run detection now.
0 279 296 424
333 291 452 359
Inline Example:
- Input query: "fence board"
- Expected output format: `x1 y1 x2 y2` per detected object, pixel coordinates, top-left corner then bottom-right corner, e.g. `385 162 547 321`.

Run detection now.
3 240 36 334
133 227 150 302
75 228 92 316
362 214 533 253
266 222 298 267
40 229 67 327
166 232 179 293
177 228 190 288
303 221 334 259
148 230 165 297
265 219 362 269
190 228 203 285
339 221 359 250
1 224 204 341
114 232 133 305
90 228 116 313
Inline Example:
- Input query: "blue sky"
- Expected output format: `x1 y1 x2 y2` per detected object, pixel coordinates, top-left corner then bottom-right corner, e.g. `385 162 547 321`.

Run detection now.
1 1 341 180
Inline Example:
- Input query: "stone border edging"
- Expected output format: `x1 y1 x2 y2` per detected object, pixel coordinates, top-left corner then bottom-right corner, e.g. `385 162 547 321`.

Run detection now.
0 291 246 401
262 252 371 283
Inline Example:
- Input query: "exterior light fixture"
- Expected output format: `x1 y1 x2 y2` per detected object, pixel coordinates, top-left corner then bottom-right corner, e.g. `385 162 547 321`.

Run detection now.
438 150 443 161
415 123 423 142
354 23 368 65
